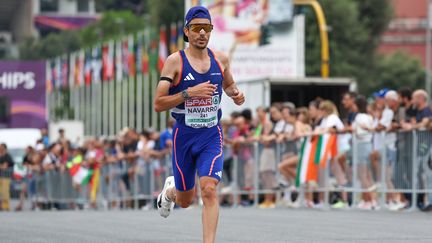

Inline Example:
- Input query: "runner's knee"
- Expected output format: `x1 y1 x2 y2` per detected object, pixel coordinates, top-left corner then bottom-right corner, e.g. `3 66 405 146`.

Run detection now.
177 197 193 208
201 183 217 203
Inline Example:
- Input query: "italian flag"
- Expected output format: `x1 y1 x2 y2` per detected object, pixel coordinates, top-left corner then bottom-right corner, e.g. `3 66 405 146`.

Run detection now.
295 134 337 187
67 155 93 185
13 163 28 180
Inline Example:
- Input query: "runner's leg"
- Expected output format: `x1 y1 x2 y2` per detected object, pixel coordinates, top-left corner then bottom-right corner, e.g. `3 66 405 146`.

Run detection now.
200 176 219 243
196 125 223 243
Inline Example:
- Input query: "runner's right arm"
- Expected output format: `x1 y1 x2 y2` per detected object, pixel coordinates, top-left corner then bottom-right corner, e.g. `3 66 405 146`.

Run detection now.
154 53 217 112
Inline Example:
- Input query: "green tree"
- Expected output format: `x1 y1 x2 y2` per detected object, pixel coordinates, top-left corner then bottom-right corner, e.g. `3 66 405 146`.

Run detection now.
79 11 147 43
95 0 148 15
357 0 393 48
301 0 423 95
20 31 82 60
364 51 425 93
95 0 184 27
19 11 146 60
147 0 184 28
303 0 375 78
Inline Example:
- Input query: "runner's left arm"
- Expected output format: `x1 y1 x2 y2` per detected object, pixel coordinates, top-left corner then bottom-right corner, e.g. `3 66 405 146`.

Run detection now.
216 51 245 106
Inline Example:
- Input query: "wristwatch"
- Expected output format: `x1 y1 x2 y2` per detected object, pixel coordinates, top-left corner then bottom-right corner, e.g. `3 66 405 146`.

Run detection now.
181 89 191 100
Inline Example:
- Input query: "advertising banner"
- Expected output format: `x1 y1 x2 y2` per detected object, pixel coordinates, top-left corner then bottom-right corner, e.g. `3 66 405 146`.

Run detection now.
0 61 47 128
188 0 304 81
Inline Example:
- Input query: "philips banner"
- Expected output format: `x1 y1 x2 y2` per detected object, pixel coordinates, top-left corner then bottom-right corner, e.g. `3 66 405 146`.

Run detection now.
0 61 47 128
187 0 305 81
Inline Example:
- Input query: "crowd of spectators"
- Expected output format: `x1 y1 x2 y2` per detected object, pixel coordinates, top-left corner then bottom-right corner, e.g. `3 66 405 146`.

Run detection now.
1 87 432 212
220 87 432 211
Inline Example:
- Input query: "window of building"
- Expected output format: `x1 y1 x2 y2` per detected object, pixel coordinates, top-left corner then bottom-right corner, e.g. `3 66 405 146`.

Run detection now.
77 0 89 12
40 0 59 12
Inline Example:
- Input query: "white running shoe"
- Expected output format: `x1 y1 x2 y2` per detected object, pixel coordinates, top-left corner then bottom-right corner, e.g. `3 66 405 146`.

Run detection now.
357 200 373 210
389 201 406 211
157 176 175 218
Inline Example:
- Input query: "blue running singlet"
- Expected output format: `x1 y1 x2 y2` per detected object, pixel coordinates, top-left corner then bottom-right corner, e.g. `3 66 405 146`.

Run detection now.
168 48 225 191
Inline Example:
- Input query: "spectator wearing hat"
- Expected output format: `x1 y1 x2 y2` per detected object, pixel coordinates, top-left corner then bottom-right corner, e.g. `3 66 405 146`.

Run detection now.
373 88 389 110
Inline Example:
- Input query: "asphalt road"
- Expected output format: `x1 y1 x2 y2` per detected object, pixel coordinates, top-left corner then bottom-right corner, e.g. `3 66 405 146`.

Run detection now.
1 208 431 243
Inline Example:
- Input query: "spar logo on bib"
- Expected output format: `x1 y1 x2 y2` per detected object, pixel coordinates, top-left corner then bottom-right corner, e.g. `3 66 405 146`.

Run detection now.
185 96 220 107
186 98 212 107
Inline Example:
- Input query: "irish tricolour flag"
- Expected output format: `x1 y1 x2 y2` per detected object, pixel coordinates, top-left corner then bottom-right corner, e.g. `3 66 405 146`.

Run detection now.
67 155 93 185
295 134 337 187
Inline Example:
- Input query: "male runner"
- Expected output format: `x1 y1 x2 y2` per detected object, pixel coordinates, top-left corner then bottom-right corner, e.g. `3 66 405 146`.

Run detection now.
154 6 245 243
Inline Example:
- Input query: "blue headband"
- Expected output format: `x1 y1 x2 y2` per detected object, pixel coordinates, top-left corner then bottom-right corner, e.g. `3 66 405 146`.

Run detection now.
184 6 212 42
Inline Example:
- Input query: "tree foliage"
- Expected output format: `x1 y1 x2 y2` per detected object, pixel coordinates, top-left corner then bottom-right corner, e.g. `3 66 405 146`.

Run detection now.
19 0 184 60
366 51 425 93
18 0 424 95
303 0 423 95
79 11 147 43
303 0 369 77
20 31 81 60
95 0 184 27
142 0 184 32
20 11 146 60
95 0 147 15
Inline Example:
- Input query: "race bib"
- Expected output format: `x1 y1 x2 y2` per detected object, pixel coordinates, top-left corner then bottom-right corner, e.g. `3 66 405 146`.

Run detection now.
185 95 220 128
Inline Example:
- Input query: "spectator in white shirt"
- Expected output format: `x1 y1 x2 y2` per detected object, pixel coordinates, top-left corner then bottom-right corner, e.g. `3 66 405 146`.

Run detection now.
315 100 349 208
372 91 402 210
352 95 376 210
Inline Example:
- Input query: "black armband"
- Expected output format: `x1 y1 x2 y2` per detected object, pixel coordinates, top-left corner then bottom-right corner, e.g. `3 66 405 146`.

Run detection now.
160 76 173 83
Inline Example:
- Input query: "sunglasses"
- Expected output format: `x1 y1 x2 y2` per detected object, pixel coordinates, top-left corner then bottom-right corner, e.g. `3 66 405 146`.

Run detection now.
188 24 213 33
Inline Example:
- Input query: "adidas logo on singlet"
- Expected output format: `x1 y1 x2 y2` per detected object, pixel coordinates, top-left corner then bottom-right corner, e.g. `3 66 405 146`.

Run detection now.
215 171 222 178
184 73 195 81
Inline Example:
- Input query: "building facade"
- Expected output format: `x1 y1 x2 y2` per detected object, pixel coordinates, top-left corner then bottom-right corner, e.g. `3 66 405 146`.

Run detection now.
378 0 428 66
0 0 98 59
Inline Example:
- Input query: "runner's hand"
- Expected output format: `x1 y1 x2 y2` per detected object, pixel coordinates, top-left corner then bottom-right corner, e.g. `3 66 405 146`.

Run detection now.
188 81 217 98
230 88 245 105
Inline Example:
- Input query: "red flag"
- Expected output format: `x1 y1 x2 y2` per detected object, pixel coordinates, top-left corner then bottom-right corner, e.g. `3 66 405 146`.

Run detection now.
158 26 168 72
102 41 114 81
128 35 136 77
84 50 92 86
136 32 143 74
102 44 109 81
69 163 80 176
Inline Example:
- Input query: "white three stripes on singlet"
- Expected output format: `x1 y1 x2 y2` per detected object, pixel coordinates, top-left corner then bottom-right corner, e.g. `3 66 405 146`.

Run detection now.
184 73 195 81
